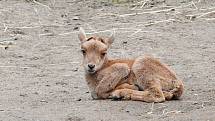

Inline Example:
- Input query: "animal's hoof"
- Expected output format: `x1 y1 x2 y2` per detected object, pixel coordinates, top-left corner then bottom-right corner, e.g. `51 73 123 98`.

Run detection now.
111 96 123 101
91 91 99 99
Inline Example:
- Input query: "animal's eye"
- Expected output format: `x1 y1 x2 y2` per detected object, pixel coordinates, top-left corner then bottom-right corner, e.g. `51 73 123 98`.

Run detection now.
81 49 86 55
101 52 106 57
100 38 105 43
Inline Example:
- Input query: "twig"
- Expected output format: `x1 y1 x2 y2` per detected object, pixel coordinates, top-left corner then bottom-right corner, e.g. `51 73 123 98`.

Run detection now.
140 2 147 8
119 2 193 17
200 7 215 11
128 29 142 37
163 110 181 115
58 31 78 36
134 5 176 11
180 100 210 103
119 8 173 17
131 6 137 10
10 26 41 29
0 37 17 42
0 62 80 68
33 8 42 25
0 66 30 68
197 10 215 18
201 18 215 21
87 29 116 35
44 61 80 66
147 102 154 115
90 13 119 19
3 23 8 32
39 33 54 36
33 0 52 10
191 1 198 10
143 19 176 26
86 23 96 33
52 0 56 7
7 23 66 29
201 102 205 108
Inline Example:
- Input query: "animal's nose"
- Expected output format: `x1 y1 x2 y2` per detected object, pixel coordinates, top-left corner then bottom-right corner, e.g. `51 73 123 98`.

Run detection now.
88 64 95 69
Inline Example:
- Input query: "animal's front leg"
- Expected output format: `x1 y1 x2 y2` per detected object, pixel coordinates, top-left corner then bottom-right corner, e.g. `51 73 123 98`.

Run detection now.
95 63 130 99
85 75 99 99
115 83 139 90
87 82 98 99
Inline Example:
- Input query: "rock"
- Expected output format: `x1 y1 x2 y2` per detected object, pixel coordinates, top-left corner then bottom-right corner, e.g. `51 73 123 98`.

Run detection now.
72 68 78 72
72 16 80 20
73 27 79 30
19 94 27 97
123 41 127 44
40 100 48 103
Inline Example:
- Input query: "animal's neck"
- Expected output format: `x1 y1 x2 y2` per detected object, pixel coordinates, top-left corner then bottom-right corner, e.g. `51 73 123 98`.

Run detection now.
99 56 111 71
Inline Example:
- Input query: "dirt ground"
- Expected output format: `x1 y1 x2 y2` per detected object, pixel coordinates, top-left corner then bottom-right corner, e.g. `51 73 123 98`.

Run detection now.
0 0 215 121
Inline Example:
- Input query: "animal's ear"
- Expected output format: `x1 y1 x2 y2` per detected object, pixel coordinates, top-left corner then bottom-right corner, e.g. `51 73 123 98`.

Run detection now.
105 31 115 47
78 27 87 43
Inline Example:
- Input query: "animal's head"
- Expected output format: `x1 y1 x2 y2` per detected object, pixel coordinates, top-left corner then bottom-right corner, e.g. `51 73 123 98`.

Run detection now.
78 27 114 74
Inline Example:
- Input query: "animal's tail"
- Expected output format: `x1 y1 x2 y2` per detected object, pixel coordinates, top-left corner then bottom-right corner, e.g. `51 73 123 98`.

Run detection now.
170 79 184 100
163 80 184 100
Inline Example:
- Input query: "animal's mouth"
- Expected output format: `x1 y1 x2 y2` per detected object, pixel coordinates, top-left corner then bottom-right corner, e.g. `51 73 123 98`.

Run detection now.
87 69 96 74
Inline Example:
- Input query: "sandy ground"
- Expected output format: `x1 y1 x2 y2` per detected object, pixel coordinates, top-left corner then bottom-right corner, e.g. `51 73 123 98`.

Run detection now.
0 0 215 121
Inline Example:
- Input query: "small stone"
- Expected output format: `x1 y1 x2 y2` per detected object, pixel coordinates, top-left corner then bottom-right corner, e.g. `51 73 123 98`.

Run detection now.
8 42 13 45
32 57 39 60
171 8 175 11
72 68 78 72
44 29 49 32
72 16 80 20
188 74 193 78
4 46 9 50
56 81 68 86
17 55 23 58
76 98 82 101
40 100 48 103
19 94 27 97
73 27 79 30
123 41 127 44
33 92 39 95
193 102 198 105
61 14 67 18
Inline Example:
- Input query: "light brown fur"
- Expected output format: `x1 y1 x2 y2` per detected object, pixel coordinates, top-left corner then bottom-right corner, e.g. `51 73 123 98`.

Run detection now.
78 28 184 102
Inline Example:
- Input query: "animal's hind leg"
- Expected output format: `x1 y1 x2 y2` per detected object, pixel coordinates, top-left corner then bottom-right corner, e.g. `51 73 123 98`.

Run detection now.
137 79 165 102
111 86 165 103
162 79 184 100
140 84 165 102
163 91 173 100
